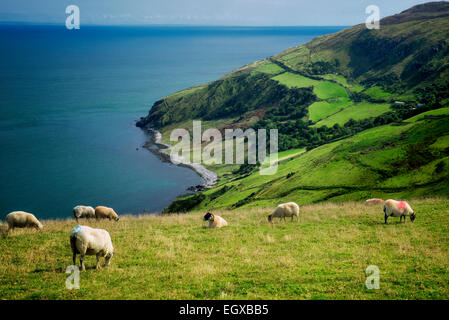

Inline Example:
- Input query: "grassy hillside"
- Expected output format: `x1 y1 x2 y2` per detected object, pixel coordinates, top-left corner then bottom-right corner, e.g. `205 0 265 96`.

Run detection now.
136 2 449 211
138 2 449 132
167 108 449 211
1 199 448 300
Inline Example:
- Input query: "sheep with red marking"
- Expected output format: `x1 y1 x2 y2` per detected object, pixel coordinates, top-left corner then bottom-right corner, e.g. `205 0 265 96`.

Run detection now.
383 199 416 224
268 202 300 224
364 198 384 206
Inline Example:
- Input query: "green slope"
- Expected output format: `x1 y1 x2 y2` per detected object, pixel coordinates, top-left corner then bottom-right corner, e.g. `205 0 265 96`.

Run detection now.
166 108 449 212
135 2 449 211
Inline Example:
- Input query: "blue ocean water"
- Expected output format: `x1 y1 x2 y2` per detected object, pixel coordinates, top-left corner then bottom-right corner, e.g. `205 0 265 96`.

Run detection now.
0 25 343 219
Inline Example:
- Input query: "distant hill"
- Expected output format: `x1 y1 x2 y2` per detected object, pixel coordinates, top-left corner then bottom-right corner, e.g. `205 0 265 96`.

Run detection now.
137 2 449 211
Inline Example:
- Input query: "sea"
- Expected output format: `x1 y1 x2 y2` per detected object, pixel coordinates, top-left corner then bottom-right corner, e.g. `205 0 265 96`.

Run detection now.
0 25 344 219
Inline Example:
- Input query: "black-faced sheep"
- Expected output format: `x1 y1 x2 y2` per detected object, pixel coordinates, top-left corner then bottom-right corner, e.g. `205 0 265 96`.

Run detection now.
383 199 416 224
5 211 43 233
70 225 114 271
95 206 120 221
203 212 228 228
73 205 95 222
268 202 300 223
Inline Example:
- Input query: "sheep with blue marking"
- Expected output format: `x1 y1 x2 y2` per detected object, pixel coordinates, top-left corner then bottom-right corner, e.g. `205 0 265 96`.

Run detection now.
70 225 114 271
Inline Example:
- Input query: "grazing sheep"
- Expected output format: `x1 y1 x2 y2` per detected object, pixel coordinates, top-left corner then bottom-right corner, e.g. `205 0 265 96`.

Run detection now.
73 205 95 222
203 212 228 228
383 199 416 224
70 225 114 271
5 211 43 233
268 202 300 223
95 206 120 221
364 198 384 206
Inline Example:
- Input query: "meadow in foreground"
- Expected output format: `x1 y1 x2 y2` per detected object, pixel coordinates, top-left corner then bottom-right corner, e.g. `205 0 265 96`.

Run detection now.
0 198 448 300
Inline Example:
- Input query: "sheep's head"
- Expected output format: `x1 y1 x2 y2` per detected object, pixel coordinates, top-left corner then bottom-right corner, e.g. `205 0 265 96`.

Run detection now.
112 210 120 221
267 214 273 223
410 212 416 222
105 252 113 266
37 222 44 230
203 212 214 221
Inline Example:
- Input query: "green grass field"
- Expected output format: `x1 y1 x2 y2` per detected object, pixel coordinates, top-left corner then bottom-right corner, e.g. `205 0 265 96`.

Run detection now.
320 74 349 87
272 72 319 88
1 199 448 300
252 62 285 75
314 81 348 99
313 102 391 127
364 87 393 100
406 107 449 122
308 98 353 122
272 72 348 100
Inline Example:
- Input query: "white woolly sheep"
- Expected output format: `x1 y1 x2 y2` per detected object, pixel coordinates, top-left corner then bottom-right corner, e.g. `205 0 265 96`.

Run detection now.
5 211 43 233
95 206 120 221
70 225 114 271
203 212 228 228
73 205 95 222
383 199 416 224
268 202 300 223
364 198 384 206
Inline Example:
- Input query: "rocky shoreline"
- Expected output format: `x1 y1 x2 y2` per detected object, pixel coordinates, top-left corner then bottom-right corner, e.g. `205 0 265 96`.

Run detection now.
142 128 218 190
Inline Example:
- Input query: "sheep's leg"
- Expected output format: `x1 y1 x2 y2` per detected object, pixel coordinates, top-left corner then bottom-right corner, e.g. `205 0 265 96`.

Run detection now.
72 252 76 266
400 215 403 223
403 215 406 224
80 255 86 272
96 254 102 270
384 214 388 225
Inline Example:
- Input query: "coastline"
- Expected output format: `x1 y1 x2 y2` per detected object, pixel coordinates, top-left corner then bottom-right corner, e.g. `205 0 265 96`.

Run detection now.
142 128 218 190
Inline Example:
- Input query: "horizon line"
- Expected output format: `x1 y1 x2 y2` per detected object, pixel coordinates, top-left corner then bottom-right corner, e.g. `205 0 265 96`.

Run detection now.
0 21 351 28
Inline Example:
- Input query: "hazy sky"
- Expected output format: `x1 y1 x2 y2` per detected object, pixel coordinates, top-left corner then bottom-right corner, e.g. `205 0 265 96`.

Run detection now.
0 0 433 26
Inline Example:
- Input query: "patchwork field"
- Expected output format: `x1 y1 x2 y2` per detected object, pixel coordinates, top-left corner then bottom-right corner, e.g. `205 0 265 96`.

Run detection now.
1 199 448 300
308 97 353 122
313 102 391 127
271 72 348 99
